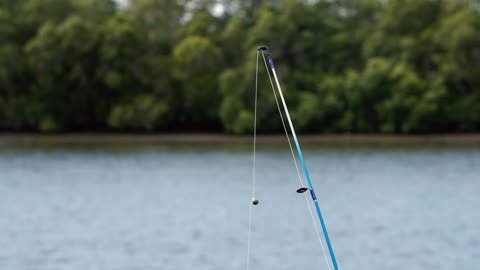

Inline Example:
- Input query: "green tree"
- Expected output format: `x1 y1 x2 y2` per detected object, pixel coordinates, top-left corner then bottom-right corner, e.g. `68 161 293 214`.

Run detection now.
173 35 222 128
26 16 104 131
108 95 168 131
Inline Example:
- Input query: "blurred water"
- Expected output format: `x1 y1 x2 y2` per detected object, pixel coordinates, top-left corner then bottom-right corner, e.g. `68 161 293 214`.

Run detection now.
0 142 479 270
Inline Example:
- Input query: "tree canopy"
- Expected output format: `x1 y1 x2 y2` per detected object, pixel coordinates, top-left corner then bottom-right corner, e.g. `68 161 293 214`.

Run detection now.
0 0 479 133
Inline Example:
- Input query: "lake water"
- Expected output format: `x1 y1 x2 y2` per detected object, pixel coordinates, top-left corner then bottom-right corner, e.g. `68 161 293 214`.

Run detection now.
0 141 479 270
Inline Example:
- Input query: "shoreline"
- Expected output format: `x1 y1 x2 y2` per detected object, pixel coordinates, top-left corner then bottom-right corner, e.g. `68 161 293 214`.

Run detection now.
1 133 480 145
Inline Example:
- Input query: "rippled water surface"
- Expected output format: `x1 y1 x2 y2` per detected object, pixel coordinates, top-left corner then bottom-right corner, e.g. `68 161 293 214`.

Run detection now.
0 141 479 270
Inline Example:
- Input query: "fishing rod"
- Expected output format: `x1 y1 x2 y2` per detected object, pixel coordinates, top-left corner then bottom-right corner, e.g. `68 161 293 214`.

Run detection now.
248 46 339 270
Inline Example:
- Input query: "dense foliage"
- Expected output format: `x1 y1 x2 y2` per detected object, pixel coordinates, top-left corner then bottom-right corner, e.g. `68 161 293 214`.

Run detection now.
0 0 479 133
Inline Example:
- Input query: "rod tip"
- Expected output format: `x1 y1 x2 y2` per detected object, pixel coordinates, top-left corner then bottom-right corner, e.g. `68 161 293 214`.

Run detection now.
257 46 269 52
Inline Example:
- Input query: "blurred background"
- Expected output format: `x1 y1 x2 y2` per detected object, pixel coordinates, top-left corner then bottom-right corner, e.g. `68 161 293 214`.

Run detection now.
0 0 479 270
0 0 479 133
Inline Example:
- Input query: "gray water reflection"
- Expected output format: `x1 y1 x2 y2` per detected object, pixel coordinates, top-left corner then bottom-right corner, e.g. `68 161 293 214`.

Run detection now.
0 142 479 270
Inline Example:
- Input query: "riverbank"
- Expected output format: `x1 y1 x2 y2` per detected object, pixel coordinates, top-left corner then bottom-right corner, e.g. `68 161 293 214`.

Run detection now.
1 133 480 145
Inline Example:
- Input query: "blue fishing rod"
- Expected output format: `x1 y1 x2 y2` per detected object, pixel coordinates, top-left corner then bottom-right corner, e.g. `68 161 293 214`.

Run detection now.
257 46 339 270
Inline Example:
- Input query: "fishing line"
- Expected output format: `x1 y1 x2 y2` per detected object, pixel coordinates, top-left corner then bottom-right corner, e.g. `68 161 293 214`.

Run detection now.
246 50 260 270
260 52 332 270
